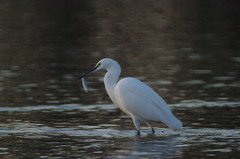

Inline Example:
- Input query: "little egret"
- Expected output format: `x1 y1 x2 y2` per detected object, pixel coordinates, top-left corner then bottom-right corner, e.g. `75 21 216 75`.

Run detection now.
80 58 182 134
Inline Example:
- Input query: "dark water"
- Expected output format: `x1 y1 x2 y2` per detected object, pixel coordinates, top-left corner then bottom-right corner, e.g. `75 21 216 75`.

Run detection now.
0 0 240 158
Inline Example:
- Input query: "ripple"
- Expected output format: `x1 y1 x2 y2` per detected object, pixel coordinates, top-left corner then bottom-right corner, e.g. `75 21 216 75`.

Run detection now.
180 80 206 85
1 126 239 139
0 100 239 113
204 83 240 88
0 70 19 77
213 76 236 81
18 84 38 88
146 80 172 86
171 100 240 107
230 57 240 62
0 104 117 112
190 70 212 74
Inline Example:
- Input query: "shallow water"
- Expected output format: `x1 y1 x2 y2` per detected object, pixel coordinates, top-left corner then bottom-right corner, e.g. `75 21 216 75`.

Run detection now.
0 103 240 158
1 0 240 159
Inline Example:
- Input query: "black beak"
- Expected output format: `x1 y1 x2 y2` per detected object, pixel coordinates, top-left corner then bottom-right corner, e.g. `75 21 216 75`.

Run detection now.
79 66 98 79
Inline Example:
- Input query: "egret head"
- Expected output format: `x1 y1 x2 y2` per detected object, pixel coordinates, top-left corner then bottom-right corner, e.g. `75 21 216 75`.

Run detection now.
80 58 118 79
95 58 119 70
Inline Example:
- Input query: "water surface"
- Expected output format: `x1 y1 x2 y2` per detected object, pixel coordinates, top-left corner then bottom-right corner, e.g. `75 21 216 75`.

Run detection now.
0 0 240 158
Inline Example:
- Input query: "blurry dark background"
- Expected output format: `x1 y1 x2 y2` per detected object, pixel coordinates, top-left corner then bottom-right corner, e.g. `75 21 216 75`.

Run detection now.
0 0 240 107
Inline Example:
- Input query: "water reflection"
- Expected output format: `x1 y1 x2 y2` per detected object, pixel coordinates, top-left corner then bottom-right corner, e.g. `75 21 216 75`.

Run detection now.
107 135 183 159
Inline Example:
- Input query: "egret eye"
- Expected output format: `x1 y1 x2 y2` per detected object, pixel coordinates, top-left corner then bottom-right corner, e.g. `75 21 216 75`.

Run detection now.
96 63 101 67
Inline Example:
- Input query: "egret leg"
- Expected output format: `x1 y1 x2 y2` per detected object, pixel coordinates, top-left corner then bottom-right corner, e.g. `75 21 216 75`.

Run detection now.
132 116 141 135
152 128 155 134
137 130 141 135
146 122 155 134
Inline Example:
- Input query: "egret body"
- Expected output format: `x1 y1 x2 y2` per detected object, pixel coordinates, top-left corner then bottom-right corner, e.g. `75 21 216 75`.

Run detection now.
80 58 182 134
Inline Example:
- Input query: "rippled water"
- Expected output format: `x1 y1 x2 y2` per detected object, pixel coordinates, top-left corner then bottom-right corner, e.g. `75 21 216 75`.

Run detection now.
0 103 240 158
1 0 240 159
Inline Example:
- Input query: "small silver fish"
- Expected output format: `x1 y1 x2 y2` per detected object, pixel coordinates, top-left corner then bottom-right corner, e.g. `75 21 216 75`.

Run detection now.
81 77 88 93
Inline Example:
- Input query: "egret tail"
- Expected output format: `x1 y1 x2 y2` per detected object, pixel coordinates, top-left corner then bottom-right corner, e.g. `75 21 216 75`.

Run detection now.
162 114 182 131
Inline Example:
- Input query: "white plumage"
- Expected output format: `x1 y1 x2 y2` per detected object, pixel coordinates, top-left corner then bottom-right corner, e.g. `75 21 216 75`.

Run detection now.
80 58 182 134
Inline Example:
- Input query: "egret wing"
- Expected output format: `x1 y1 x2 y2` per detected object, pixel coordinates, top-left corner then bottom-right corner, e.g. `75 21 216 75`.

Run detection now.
114 77 173 123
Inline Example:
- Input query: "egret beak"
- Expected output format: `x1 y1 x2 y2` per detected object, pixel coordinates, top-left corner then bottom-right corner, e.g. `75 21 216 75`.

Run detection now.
79 66 98 79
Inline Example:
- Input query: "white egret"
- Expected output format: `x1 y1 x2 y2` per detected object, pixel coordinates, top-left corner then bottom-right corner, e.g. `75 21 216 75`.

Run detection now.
80 58 182 134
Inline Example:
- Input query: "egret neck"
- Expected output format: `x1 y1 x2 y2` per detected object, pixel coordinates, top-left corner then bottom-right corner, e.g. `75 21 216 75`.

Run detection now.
104 63 121 103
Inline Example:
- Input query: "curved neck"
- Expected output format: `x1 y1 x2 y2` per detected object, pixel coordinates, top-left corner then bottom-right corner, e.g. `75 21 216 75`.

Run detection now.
104 64 121 103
